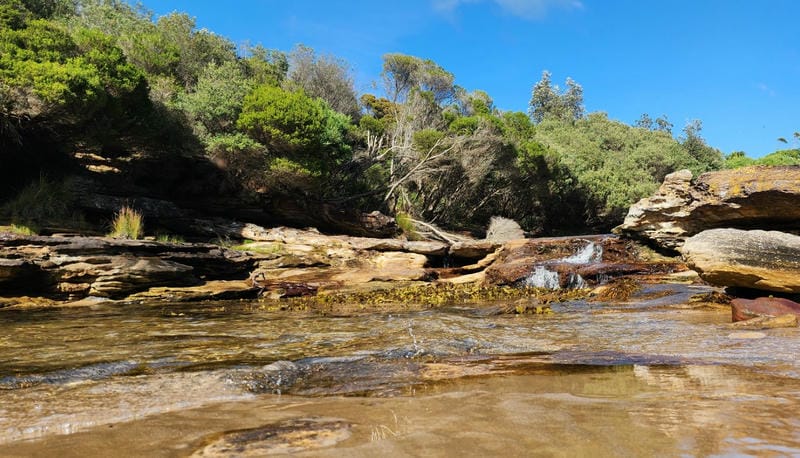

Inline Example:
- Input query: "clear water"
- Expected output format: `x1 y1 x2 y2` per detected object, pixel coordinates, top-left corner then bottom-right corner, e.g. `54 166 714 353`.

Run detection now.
1 283 800 456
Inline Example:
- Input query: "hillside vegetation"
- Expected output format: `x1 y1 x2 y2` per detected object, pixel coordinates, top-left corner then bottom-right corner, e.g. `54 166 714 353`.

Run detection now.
1 0 778 236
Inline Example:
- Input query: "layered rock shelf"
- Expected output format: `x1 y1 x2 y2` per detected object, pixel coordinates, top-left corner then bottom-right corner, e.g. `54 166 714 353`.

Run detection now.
681 228 800 293
615 166 800 251
0 222 681 307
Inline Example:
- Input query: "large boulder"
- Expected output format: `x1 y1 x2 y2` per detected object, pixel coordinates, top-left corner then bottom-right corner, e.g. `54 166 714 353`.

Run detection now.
615 166 800 251
681 228 800 293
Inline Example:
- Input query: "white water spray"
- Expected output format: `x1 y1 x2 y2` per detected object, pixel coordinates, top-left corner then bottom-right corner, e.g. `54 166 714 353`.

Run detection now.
563 241 603 264
523 241 602 290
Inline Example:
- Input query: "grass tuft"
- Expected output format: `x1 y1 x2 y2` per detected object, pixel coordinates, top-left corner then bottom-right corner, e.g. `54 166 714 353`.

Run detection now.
109 206 143 239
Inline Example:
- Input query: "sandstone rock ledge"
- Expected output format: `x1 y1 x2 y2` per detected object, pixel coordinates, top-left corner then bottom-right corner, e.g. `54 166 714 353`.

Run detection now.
681 228 800 293
615 166 800 251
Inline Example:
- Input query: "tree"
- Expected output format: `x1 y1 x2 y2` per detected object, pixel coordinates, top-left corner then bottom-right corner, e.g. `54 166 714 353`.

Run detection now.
680 119 723 171
654 115 673 134
237 84 352 174
286 44 359 119
635 113 653 130
528 70 584 123
177 60 253 138
381 53 455 105
241 44 287 87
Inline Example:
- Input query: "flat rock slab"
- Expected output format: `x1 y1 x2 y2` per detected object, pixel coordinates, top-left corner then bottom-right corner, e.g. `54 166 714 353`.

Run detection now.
681 228 800 293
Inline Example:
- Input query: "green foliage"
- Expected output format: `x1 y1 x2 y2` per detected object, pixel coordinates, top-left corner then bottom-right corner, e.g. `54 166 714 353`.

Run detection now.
412 128 445 152
0 175 84 231
0 0 29 29
155 233 184 243
724 151 755 168
109 205 143 239
0 15 146 122
241 44 287 87
448 116 480 135
238 85 325 152
382 53 455 104
528 112 721 225
286 44 359 119
237 84 353 173
394 211 421 240
5 224 37 235
528 71 584 123
177 61 253 138
725 149 800 168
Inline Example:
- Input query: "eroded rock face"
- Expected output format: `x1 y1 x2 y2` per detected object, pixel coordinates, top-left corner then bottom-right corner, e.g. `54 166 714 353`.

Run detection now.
0 234 253 299
615 166 800 251
681 228 800 293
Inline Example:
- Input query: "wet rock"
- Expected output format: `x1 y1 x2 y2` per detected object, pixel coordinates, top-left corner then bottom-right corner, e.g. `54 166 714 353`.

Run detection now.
127 280 259 302
589 278 641 302
730 314 798 330
476 298 551 315
484 235 679 287
234 360 302 394
191 418 352 457
682 229 800 293
730 297 800 322
616 166 800 251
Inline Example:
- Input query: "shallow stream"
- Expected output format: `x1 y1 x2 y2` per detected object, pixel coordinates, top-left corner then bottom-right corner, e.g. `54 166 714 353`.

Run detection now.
2 284 800 456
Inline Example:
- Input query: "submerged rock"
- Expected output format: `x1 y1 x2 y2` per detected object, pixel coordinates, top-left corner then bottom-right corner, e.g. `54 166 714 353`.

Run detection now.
730 314 798 330
681 229 800 293
191 418 352 457
615 166 800 251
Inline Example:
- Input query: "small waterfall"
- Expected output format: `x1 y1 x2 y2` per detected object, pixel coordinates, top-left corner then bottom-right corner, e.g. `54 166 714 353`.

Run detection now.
565 272 586 289
523 240 602 290
524 266 562 289
563 241 603 264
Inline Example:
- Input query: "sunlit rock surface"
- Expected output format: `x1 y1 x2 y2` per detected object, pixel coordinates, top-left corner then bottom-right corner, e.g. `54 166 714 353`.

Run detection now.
616 166 800 251
681 228 800 293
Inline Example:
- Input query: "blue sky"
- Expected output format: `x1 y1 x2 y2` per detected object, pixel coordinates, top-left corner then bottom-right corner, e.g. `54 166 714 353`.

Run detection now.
145 0 799 157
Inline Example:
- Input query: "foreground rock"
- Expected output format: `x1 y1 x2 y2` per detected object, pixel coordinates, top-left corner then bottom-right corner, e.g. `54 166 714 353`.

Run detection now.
615 166 800 251
681 228 800 293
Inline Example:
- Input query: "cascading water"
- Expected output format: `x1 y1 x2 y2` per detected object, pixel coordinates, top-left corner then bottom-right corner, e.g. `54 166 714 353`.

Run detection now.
563 241 603 264
523 240 602 290
524 266 562 289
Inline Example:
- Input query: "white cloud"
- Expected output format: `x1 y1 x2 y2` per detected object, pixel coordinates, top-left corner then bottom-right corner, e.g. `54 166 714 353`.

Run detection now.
433 0 583 19
757 83 776 97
